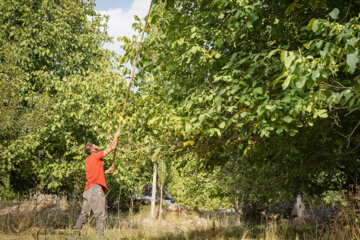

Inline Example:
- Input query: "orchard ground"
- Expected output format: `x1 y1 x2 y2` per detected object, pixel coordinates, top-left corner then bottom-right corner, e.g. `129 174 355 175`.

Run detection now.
0 194 359 240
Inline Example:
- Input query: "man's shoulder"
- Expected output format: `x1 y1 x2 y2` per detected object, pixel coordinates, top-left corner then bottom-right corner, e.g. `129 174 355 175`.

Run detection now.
88 151 104 160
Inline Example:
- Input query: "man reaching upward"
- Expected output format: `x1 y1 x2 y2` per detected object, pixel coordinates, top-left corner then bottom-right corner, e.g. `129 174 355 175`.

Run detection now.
74 130 121 240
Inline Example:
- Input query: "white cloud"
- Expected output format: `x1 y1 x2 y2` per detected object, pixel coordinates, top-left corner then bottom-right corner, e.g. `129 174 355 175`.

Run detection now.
97 0 151 54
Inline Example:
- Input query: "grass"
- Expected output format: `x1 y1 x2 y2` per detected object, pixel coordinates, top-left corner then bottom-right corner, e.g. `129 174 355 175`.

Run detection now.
0 219 359 240
1 199 360 240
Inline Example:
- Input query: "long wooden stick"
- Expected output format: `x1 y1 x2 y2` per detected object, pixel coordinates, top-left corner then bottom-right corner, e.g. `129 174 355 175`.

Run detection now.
111 0 153 169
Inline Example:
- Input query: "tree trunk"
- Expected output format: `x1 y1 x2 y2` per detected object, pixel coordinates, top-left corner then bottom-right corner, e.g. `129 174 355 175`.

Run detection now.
234 196 241 224
150 161 157 220
158 160 164 221
234 196 239 212
159 183 163 221
70 187 77 224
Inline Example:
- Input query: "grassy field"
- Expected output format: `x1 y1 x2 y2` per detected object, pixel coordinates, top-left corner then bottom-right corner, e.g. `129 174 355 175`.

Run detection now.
0 203 359 240
0 222 355 240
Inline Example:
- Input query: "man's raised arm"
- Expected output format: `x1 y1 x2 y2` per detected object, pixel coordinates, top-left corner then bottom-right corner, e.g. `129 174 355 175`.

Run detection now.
104 130 121 157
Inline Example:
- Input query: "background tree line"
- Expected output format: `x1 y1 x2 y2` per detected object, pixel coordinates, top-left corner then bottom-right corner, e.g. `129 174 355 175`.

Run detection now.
1 0 360 211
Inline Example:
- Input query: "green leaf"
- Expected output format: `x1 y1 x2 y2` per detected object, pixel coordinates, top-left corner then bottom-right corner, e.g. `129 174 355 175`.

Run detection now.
276 126 284 134
215 52 222 58
296 76 307 89
231 84 240 94
334 92 344 103
153 148 162 158
307 18 316 30
199 114 206 122
214 96 222 107
219 121 226 129
253 87 263 95
185 123 192 133
312 20 320 32
289 130 297 137
354 83 360 94
281 51 295 69
215 39 223 47
329 8 339 20
268 48 281 58
246 21 253 28
346 49 359 73
274 72 287 86
265 105 276 112
347 37 357 47
190 117 197 123
317 109 328 118
311 69 320 81
210 128 221 137
282 75 292 90
285 54 295 69
283 116 293 123
260 129 269 137
343 89 353 101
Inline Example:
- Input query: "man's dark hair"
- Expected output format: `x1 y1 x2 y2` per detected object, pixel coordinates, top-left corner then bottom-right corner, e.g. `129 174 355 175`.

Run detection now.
84 143 93 155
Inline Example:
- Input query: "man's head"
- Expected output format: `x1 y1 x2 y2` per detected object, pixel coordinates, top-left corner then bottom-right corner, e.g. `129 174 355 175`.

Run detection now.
84 143 100 155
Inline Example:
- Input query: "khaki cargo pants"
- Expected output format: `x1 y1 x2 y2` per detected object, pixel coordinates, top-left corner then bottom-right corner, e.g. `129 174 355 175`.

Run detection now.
74 185 106 240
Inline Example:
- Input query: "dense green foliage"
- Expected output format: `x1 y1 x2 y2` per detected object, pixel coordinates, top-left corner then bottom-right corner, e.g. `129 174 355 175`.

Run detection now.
0 0 125 197
1 0 360 211
121 0 360 209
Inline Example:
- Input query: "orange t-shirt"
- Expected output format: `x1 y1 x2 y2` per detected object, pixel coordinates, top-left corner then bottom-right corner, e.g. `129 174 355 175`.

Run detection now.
84 151 108 192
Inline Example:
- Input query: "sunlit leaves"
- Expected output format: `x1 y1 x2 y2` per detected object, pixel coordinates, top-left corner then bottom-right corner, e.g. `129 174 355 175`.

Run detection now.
183 140 195 147
0 0 118 195
2 0 357 207
347 49 359 74
329 8 339 20
281 51 296 69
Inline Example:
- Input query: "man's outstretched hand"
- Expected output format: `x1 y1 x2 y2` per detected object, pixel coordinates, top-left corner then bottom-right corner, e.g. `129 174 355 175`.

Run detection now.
105 167 115 175
104 130 121 157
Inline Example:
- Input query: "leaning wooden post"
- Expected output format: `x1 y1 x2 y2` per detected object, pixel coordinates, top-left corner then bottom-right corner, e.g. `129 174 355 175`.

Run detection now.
150 161 157 220
158 160 164 221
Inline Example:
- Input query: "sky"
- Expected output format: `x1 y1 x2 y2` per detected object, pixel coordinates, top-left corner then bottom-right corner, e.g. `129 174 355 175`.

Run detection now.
95 0 151 54
95 0 134 11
